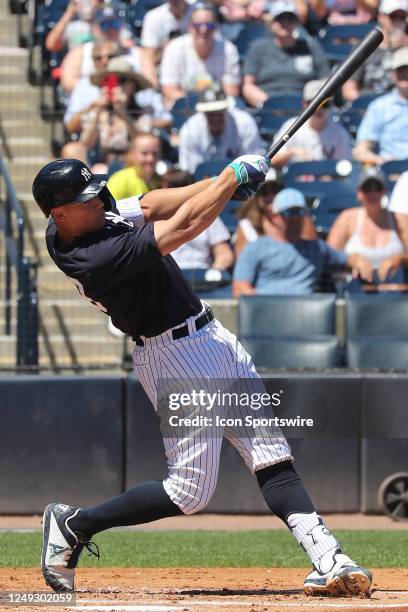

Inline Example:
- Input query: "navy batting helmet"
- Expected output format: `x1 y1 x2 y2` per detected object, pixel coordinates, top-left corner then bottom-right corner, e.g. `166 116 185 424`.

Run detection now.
32 158 115 217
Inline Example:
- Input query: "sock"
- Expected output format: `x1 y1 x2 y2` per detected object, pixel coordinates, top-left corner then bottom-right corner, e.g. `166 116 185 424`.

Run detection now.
287 512 341 574
256 460 315 521
256 461 340 573
69 480 183 538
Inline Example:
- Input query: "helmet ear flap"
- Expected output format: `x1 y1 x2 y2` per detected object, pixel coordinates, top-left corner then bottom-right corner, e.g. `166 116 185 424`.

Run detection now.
99 186 115 212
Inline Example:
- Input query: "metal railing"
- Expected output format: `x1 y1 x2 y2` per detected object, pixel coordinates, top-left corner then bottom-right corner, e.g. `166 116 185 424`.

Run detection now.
0 156 39 368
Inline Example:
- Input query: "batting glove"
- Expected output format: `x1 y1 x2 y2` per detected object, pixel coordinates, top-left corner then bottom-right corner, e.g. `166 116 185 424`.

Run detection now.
228 155 270 185
233 182 260 201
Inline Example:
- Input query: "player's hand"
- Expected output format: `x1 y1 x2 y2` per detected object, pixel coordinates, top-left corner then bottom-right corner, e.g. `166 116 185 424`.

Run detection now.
233 182 260 201
228 155 270 185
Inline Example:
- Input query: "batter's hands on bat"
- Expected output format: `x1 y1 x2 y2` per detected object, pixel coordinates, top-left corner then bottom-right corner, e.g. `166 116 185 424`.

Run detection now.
228 155 270 185
233 182 260 201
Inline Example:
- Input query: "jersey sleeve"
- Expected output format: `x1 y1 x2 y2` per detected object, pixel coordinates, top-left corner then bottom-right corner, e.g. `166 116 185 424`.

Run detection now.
116 195 146 228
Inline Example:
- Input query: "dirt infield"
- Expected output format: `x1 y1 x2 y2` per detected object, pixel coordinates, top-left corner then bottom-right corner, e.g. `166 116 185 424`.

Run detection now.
0 568 407 611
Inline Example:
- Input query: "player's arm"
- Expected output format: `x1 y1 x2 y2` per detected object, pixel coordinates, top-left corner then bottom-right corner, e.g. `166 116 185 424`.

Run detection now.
141 179 213 221
154 156 270 255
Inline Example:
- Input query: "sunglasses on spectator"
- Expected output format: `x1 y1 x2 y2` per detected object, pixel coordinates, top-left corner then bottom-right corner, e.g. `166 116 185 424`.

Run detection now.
274 13 298 24
280 207 307 218
191 22 217 31
360 181 384 193
93 53 118 61
100 19 121 31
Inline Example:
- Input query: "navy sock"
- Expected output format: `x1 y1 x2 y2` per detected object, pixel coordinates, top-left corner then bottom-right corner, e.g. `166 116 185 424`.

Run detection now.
256 460 315 523
69 480 183 538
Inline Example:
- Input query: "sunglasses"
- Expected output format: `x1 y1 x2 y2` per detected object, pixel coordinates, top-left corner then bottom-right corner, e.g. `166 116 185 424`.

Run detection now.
275 13 298 24
93 53 118 61
191 22 217 31
100 20 121 31
280 207 307 218
360 181 384 193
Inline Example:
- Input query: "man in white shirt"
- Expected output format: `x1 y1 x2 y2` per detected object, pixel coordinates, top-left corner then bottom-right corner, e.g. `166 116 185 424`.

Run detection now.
172 216 234 269
141 0 193 88
160 2 241 105
388 169 408 213
178 86 261 173
271 80 353 167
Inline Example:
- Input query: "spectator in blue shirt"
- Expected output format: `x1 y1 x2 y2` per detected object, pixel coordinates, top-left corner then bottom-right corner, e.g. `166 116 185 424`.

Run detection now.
233 188 371 296
354 47 408 165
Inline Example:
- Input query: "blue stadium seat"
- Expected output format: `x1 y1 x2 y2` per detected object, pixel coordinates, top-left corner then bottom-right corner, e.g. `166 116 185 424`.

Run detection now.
194 159 230 181
171 93 199 132
283 160 360 204
347 337 408 369
318 23 375 63
341 94 379 137
256 94 303 140
239 294 337 337
311 192 358 237
125 0 164 39
181 268 231 295
381 159 408 193
234 22 269 58
346 294 408 337
240 335 340 368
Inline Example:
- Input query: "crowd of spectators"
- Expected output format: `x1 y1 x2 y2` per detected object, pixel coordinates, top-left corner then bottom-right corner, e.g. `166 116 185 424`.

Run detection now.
41 0 408 298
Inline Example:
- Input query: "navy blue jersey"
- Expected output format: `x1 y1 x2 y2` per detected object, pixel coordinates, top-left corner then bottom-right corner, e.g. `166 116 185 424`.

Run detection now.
46 210 202 338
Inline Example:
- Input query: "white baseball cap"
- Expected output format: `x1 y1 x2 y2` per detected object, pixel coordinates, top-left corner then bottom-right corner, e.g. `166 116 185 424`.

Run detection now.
269 0 298 20
379 0 408 14
303 79 326 102
391 46 408 70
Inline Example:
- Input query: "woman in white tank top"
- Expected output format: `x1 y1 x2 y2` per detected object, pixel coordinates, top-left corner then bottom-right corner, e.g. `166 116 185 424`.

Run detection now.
327 170 408 284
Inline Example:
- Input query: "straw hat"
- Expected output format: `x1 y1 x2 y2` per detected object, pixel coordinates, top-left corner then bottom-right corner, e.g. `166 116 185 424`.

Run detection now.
91 56 152 90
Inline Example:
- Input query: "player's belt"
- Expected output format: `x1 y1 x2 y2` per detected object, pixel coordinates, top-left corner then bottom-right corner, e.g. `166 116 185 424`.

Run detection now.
134 307 214 346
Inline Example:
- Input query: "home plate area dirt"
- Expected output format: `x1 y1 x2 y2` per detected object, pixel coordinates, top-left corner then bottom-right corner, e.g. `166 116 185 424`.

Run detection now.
1 568 408 612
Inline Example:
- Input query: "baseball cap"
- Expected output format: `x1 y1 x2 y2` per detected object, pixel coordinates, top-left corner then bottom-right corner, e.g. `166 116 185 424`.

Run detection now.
303 79 326 102
357 167 387 189
379 0 408 14
268 0 298 19
272 188 306 213
96 7 122 30
196 87 230 112
391 47 408 69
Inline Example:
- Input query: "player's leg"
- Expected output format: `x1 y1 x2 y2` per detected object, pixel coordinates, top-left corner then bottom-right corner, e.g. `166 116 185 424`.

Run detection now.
215 320 372 597
41 326 225 592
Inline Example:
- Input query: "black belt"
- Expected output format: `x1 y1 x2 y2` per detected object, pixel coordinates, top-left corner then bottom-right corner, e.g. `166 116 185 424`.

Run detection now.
134 307 214 347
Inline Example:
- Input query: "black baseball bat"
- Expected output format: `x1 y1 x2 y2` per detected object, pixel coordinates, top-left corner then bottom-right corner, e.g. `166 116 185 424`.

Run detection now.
267 27 384 160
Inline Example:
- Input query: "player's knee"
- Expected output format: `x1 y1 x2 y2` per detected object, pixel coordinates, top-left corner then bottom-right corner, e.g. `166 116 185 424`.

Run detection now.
165 476 217 515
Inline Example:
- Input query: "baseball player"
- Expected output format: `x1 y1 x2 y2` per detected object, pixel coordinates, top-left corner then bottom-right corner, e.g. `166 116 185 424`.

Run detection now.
32 157 372 597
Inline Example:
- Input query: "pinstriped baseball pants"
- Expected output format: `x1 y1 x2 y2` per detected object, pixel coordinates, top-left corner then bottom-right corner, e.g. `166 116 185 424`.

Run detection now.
133 305 293 515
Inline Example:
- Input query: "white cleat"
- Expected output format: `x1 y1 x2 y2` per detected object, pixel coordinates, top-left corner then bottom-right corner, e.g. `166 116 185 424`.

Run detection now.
304 552 372 597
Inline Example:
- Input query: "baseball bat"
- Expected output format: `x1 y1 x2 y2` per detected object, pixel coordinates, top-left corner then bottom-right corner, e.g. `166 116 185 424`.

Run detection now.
266 27 384 160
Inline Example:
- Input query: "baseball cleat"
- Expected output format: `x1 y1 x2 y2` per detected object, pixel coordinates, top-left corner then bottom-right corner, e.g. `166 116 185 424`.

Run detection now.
41 502 99 592
304 553 372 597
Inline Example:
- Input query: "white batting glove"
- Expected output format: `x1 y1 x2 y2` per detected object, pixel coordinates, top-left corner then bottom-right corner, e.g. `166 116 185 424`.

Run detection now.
228 155 270 185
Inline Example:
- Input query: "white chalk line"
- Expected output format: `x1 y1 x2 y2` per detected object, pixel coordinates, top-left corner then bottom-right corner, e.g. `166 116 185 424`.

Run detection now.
70 596 408 611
